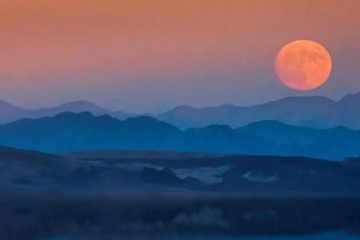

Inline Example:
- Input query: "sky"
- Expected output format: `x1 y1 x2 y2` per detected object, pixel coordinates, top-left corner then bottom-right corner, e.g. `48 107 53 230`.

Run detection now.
1 0 360 113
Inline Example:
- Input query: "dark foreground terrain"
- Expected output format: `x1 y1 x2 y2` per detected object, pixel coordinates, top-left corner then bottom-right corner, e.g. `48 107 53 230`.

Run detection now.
1 147 360 195
1 147 360 240
1 194 360 240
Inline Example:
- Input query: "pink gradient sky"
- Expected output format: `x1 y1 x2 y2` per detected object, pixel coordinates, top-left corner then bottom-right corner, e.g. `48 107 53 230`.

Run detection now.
1 0 360 112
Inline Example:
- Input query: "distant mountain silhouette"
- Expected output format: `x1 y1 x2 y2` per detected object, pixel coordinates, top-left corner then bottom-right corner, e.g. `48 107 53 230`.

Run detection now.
0 112 359 160
0 112 179 153
0 100 131 124
1 92 359 129
32 100 113 116
156 92 360 129
0 99 26 123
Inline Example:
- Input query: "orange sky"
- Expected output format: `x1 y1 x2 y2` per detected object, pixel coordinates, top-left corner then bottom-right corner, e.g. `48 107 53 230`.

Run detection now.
1 0 360 112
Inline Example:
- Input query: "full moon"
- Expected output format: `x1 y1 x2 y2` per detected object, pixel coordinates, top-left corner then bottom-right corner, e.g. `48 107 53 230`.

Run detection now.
275 40 332 91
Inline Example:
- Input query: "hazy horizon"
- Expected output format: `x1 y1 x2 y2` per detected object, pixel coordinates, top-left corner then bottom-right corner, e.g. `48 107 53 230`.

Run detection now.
1 1 360 112
1 89 359 114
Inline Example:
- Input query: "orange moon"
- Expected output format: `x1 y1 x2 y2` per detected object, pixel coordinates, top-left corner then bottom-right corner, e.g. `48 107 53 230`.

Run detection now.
275 40 332 91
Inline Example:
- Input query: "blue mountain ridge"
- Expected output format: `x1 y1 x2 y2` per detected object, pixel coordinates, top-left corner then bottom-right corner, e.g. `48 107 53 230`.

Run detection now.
0 112 358 161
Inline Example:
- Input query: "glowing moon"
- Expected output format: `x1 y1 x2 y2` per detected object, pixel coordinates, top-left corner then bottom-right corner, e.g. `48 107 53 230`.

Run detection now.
275 40 332 91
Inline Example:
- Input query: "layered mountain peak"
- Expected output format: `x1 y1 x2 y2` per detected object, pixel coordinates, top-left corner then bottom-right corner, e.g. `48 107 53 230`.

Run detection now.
0 112 359 160
0 99 23 115
1 91 360 129
0 98 131 124
339 92 360 105
168 105 197 114
53 100 111 113
157 93 360 129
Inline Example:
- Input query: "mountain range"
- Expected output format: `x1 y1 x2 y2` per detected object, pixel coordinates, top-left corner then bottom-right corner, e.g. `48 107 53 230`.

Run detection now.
1 92 359 129
0 112 359 160
0 99 131 124
156 92 360 129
